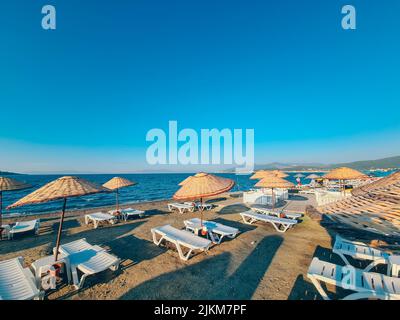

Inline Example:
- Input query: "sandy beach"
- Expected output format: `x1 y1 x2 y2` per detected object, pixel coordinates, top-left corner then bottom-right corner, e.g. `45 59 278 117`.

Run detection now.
0 193 344 300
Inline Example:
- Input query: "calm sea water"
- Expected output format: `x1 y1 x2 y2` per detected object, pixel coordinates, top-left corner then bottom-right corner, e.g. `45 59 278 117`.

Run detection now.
1 170 394 216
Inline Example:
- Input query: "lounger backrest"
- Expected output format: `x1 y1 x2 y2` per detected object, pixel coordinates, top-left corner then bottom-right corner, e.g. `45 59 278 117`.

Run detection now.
242 211 297 225
0 257 39 300
154 225 211 248
334 235 386 259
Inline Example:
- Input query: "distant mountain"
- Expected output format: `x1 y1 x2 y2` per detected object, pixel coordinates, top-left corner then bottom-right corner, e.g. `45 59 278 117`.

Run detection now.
251 156 400 172
329 156 400 171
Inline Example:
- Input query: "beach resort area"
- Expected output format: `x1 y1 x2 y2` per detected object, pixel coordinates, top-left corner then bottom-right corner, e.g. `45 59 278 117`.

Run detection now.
1 168 399 301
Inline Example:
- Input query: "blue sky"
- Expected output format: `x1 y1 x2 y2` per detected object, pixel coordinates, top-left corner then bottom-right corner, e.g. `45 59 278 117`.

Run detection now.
0 0 399 173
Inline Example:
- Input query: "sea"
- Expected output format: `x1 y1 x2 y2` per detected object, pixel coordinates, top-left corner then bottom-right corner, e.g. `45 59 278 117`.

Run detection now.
1 170 396 217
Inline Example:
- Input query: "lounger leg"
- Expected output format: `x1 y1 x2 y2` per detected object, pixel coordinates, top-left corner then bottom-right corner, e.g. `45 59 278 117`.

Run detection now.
175 242 191 261
363 258 386 273
336 252 352 267
71 265 80 288
309 276 331 300
152 232 165 246
271 222 289 233
77 273 88 290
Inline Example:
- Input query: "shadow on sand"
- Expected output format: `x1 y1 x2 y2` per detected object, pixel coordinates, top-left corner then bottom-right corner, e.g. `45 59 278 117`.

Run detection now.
119 235 283 300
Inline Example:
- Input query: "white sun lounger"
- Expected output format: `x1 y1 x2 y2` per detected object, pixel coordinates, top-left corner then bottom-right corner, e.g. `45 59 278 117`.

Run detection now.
109 208 145 221
0 257 43 300
240 210 298 233
84 212 117 229
184 202 213 211
56 238 105 256
55 238 120 289
151 224 212 261
167 203 195 214
68 249 120 289
307 257 400 300
9 219 40 239
184 218 239 244
251 206 302 220
333 235 400 277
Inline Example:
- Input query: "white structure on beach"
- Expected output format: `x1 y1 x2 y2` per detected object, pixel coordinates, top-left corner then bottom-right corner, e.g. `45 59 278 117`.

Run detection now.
243 188 288 205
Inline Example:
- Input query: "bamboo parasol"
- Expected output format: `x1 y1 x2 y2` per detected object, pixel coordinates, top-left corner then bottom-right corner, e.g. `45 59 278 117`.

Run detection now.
250 170 288 180
178 175 193 186
306 174 320 179
254 176 294 209
0 177 32 237
102 177 137 212
294 173 305 178
324 167 368 180
8 176 109 260
324 167 369 193
173 172 234 229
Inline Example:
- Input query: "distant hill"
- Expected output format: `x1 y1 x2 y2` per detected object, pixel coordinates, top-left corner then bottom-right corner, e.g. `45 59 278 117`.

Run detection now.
251 156 400 172
329 156 400 170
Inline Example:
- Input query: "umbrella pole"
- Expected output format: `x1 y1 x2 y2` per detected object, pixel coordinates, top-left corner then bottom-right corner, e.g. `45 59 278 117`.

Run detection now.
116 189 119 211
200 197 204 227
54 197 67 261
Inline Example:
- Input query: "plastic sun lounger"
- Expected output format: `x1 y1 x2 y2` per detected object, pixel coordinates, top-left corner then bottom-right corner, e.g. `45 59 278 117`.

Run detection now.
333 235 400 276
151 224 212 261
109 208 145 221
0 257 43 300
167 203 195 214
68 249 120 289
84 212 117 229
54 238 119 289
307 257 400 300
184 202 213 211
56 238 105 256
240 210 298 233
251 206 302 220
184 218 239 244
9 219 40 239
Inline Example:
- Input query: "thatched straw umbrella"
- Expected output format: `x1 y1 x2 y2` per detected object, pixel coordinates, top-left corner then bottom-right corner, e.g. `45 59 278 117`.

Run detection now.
178 175 193 186
254 176 294 209
173 172 234 229
306 174 320 180
250 170 288 180
294 173 305 178
102 177 137 212
0 177 32 237
8 176 109 260
324 167 369 193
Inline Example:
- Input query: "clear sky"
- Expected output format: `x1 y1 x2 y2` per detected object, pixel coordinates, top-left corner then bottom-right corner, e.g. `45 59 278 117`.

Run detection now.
1 0 399 173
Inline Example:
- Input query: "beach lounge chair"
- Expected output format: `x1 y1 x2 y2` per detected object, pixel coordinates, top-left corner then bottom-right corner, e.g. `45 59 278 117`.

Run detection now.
109 207 145 221
151 224 212 261
184 218 239 244
333 235 400 276
184 201 213 211
240 210 298 233
68 249 120 289
84 212 117 229
0 257 43 300
56 238 105 256
251 206 302 220
307 257 400 300
167 202 195 214
9 219 40 239
54 238 120 289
